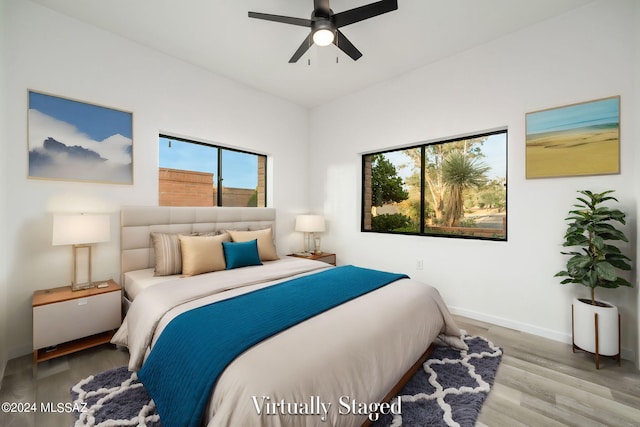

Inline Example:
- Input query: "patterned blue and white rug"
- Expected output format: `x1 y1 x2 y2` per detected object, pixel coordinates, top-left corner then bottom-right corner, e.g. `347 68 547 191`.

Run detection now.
373 335 503 427
71 335 501 427
71 367 160 427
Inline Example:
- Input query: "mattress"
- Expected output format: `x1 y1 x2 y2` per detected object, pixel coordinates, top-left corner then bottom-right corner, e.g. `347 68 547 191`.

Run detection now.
123 268 180 301
112 257 465 426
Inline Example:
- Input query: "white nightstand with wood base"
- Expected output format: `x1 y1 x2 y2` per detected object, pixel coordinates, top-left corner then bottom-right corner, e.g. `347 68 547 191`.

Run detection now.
32 280 121 366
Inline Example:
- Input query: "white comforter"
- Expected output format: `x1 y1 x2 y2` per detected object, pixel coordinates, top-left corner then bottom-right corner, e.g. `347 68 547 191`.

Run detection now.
112 257 465 426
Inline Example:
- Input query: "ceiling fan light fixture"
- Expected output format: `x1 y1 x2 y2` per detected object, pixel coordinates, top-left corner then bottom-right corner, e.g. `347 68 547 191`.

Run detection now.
313 28 334 46
249 0 398 62
312 21 335 46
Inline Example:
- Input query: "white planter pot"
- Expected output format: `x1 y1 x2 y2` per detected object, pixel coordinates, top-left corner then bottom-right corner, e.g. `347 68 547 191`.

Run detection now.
572 297 619 356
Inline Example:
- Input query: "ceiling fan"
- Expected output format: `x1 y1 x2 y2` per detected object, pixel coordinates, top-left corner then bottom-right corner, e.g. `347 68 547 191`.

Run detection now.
248 0 398 63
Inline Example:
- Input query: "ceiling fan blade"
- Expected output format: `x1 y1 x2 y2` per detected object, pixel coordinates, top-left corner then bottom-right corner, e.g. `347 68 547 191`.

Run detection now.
334 30 362 61
248 12 312 28
289 33 313 63
333 0 398 28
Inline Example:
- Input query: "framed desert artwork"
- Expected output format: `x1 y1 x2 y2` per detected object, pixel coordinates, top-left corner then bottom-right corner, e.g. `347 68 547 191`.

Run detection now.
27 90 133 184
525 96 620 179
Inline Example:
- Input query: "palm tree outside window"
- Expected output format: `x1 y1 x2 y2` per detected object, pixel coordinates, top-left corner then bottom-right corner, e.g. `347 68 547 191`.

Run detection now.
361 129 507 241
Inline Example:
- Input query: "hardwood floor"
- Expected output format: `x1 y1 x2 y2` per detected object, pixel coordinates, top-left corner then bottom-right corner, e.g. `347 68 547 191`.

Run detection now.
0 345 128 427
459 316 640 427
1 315 639 426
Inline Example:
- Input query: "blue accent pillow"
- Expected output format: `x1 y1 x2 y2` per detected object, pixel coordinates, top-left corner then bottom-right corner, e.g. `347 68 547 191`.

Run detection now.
222 239 263 270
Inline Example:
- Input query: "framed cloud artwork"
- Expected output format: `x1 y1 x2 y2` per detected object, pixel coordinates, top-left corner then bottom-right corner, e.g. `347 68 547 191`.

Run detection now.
27 90 133 184
525 96 620 179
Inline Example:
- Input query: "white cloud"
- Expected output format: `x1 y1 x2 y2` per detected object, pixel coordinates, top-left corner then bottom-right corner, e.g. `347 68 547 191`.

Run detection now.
28 109 132 183
28 109 132 165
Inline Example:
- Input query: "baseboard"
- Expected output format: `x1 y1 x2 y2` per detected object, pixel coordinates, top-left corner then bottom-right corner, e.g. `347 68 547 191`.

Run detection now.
449 306 635 362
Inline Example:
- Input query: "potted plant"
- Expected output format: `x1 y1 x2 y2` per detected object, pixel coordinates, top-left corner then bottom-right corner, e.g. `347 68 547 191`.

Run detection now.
555 190 632 367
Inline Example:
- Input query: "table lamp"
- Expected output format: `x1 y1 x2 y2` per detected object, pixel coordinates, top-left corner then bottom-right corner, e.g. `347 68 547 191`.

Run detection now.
295 214 325 254
52 214 110 291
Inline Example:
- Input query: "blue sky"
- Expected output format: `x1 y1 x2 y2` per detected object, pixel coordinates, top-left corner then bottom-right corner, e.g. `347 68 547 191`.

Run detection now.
481 133 507 179
159 137 258 189
29 91 132 140
526 97 619 135
384 133 507 181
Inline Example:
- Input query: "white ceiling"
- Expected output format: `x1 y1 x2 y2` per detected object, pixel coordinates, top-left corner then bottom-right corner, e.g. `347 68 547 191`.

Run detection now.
31 0 592 108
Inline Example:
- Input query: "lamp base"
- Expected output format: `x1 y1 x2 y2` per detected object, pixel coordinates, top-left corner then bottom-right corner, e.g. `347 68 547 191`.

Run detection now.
71 244 94 292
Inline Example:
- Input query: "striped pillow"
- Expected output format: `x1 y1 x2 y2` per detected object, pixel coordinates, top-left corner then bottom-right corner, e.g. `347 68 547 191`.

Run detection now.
151 232 184 276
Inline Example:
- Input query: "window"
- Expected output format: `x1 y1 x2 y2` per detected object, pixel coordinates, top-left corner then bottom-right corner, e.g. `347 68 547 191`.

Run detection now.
362 129 507 241
158 135 267 207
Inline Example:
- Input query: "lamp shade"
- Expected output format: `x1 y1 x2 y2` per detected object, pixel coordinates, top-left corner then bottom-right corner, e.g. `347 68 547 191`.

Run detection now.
52 214 110 246
295 215 325 233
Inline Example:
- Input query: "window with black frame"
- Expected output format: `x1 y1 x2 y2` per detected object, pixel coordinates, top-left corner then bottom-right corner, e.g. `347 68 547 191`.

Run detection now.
362 129 507 241
158 135 267 207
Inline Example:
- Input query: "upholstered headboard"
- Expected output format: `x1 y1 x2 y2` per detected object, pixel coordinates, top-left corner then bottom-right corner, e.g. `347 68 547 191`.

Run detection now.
120 206 276 279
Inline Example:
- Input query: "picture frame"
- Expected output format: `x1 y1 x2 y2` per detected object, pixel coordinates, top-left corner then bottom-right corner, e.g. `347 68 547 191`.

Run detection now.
525 96 620 179
27 90 133 184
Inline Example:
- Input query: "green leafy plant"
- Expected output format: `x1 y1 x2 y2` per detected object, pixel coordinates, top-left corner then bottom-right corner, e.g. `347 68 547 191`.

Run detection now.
555 190 632 305
371 213 412 232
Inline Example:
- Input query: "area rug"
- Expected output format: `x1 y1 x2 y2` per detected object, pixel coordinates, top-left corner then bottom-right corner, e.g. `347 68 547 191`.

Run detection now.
372 334 503 427
70 335 501 427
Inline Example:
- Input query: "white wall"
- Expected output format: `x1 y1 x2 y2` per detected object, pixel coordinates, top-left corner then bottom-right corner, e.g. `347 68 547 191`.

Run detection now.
634 1 640 367
0 0 9 384
309 0 639 361
3 0 310 359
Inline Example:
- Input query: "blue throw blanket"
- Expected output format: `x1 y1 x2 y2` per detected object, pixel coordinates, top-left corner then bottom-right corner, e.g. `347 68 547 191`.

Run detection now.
137 265 408 427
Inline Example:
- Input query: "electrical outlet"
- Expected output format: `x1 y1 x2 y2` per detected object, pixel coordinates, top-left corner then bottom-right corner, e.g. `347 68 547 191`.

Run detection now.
416 259 423 270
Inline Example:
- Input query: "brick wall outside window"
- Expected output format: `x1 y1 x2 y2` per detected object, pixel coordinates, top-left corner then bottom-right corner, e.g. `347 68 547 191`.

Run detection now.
159 168 214 206
159 168 259 207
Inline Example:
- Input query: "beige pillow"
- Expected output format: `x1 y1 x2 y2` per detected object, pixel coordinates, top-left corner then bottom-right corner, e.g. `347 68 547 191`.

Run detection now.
179 233 230 276
227 228 279 261
151 232 183 276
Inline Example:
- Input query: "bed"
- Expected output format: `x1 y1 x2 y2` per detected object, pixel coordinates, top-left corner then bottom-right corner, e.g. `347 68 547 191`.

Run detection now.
112 206 465 427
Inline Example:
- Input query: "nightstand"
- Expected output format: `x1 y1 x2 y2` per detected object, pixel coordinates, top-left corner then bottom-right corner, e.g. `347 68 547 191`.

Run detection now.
288 252 336 266
32 280 121 365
